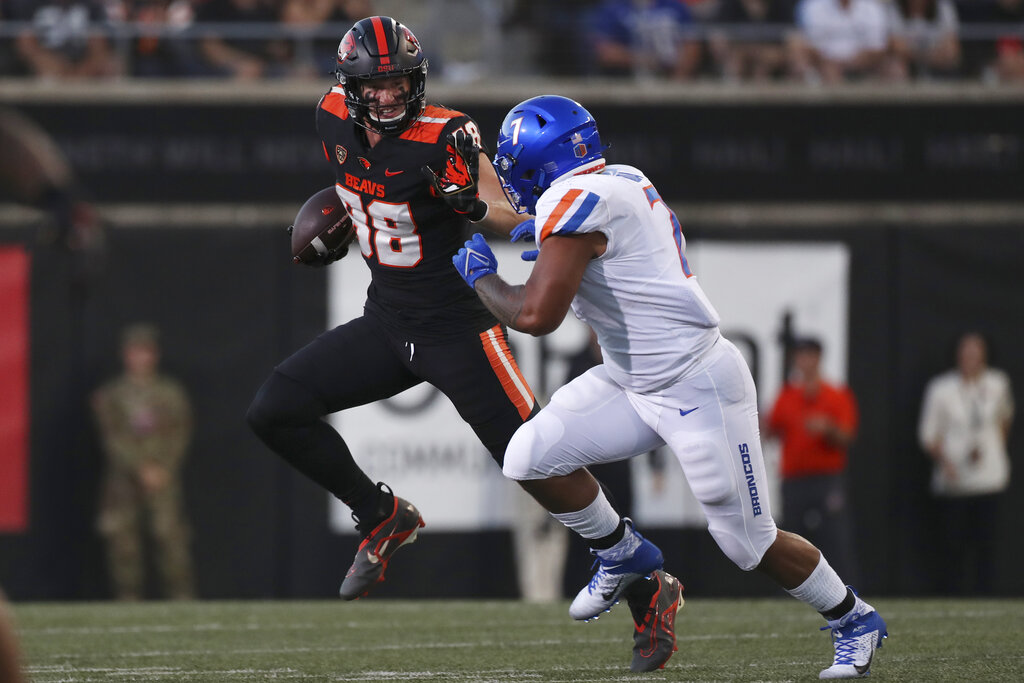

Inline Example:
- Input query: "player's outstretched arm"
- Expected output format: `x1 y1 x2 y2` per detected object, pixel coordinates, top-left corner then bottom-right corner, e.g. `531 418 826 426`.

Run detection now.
455 232 601 336
475 152 531 238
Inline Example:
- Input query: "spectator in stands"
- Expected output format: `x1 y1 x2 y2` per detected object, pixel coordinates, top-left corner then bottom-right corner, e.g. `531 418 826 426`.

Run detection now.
194 0 291 79
279 0 372 78
918 331 1014 595
1 1 24 75
506 0 600 77
886 0 961 78
708 0 796 81
9 0 122 79
961 0 1024 82
115 1 207 77
589 0 702 80
992 0 1024 81
788 0 906 83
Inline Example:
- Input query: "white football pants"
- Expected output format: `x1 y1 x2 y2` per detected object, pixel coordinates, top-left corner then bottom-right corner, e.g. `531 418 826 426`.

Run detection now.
504 337 778 571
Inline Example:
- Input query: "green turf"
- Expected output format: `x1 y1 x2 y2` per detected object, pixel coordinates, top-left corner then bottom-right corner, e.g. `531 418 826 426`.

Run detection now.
10 597 1024 681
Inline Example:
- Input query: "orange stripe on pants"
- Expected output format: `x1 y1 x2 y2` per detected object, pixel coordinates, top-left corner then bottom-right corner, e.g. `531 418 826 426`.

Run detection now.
479 325 535 420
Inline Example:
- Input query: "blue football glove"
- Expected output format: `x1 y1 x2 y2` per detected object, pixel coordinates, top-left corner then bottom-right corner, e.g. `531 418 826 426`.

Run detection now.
510 218 539 262
453 232 498 288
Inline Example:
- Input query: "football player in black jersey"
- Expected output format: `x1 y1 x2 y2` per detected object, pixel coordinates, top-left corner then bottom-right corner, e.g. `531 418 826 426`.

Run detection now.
246 16 543 601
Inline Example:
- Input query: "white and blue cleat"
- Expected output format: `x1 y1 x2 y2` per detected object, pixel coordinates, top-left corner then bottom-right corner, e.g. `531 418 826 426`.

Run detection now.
819 607 888 679
569 527 664 621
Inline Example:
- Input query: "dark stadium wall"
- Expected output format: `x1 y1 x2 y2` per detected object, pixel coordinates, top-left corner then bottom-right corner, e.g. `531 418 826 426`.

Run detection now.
1 223 1022 601
11 100 1024 204
888 228 1024 597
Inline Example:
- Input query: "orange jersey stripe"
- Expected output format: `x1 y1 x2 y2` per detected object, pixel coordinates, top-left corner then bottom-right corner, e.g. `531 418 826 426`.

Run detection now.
399 106 465 144
421 104 464 120
399 120 446 144
479 325 535 420
321 91 350 121
539 188 583 243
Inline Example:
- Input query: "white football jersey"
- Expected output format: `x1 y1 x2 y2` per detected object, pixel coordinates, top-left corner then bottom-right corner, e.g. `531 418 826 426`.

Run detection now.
534 163 721 392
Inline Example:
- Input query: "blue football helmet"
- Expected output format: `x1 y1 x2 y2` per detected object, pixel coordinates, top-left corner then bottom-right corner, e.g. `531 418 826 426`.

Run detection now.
492 96 606 215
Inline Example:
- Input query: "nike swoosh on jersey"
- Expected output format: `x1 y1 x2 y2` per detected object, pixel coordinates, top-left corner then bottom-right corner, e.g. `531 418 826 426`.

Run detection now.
678 407 699 417
384 168 404 176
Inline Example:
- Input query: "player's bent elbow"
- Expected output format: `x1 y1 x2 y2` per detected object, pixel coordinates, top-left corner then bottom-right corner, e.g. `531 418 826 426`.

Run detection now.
515 313 560 337
512 300 563 336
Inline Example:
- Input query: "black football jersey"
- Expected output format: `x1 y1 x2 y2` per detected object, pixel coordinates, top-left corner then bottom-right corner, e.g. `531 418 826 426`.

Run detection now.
316 87 497 343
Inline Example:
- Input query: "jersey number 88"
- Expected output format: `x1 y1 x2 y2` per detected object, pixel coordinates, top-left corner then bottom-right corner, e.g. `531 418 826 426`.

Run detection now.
335 186 423 268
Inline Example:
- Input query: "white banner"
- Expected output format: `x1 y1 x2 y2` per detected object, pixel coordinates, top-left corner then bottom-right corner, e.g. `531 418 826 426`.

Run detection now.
328 239 849 532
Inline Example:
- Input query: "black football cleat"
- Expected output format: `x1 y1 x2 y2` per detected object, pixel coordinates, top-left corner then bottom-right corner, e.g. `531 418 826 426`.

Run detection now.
339 494 425 601
624 569 683 672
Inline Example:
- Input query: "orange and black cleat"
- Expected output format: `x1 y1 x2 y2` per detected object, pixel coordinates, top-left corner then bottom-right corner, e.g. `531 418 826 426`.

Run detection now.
624 569 684 672
339 495 425 601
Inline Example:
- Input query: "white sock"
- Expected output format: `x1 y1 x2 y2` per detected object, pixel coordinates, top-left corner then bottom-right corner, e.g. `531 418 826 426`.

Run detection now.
597 523 642 562
551 488 620 540
787 554 850 613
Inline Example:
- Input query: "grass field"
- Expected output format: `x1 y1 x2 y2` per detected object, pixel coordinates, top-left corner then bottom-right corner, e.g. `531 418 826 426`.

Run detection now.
11 597 1024 682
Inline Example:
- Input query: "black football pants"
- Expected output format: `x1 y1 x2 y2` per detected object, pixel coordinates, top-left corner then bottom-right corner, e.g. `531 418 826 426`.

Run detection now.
246 313 536 506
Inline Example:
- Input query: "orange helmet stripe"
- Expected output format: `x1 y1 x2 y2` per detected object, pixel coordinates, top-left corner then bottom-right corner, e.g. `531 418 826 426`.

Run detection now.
370 16 391 66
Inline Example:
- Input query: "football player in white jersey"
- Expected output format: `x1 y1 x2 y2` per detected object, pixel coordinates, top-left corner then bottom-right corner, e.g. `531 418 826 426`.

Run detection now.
453 96 887 679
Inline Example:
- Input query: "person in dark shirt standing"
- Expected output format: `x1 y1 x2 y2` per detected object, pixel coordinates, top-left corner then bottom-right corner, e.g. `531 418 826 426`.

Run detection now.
246 15 540 601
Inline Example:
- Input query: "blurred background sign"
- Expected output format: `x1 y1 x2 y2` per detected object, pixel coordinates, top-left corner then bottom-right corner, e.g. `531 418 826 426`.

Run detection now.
6 96 1023 204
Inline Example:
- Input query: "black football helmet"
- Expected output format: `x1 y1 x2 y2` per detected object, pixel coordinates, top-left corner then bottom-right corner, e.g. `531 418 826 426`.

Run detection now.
334 16 428 136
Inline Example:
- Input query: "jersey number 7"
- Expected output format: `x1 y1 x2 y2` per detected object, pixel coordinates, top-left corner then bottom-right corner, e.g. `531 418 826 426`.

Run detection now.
643 184 693 278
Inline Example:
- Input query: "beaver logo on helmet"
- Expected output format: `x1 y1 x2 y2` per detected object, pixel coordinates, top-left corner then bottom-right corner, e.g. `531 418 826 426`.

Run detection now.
401 27 421 54
337 32 356 64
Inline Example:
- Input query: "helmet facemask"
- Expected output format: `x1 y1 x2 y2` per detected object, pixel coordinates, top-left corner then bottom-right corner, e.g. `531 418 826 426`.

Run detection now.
337 65 427 136
493 150 545 215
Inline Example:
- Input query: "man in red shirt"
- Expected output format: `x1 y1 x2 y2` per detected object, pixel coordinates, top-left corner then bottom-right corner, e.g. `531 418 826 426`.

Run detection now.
767 337 859 581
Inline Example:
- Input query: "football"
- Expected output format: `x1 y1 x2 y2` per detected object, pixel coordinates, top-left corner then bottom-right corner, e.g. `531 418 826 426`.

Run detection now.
289 186 356 266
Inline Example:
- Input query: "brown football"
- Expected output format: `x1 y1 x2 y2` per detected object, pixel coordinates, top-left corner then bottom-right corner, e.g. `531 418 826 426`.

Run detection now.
289 186 356 266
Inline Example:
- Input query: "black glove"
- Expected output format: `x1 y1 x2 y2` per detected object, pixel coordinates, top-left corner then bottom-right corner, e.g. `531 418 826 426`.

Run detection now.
421 129 488 222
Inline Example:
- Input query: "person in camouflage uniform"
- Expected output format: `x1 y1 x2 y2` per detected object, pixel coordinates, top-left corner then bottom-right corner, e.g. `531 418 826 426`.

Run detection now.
91 324 195 600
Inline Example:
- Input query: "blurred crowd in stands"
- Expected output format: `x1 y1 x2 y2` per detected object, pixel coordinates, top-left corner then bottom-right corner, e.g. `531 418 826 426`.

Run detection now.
0 0 1021 83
